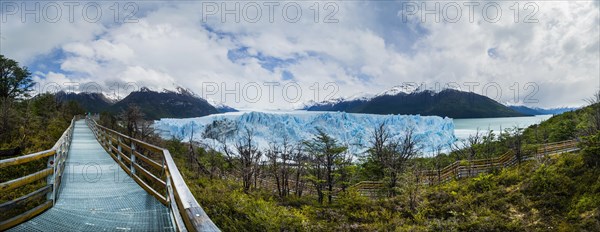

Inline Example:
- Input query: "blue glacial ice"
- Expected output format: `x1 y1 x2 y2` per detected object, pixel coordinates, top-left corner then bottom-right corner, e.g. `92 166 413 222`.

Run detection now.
154 111 456 155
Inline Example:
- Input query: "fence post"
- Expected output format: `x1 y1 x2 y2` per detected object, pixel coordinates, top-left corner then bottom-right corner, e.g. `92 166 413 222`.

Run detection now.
130 142 136 175
100 129 105 147
165 171 171 204
48 147 58 205
117 137 123 162
108 134 113 152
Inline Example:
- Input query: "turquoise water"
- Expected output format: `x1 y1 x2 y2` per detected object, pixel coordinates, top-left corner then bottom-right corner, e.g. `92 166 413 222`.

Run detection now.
453 115 553 140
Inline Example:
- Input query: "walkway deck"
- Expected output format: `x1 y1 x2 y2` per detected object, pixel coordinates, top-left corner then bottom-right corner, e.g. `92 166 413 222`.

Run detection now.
9 120 174 231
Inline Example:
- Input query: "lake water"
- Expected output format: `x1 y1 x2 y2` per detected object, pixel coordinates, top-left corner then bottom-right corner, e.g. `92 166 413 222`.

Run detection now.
453 115 553 140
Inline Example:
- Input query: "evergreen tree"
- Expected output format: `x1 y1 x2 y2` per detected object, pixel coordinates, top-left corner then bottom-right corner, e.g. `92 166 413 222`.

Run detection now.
0 55 34 141
304 128 348 204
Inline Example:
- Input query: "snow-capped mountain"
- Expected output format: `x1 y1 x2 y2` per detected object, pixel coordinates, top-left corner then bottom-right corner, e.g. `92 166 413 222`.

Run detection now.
303 87 526 119
164 87 238 113
111 87 219 119
374 83 424 97
206 98 239 113
55 91 115 113
55 86 225 119
300 83 424 109
154 111 456 154
346 92 375 101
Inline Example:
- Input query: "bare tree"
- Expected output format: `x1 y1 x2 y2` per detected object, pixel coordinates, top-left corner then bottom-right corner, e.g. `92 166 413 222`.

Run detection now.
230 127 262 193
406 162 424 213
466 129 482 161
482 127 496 159
388 127 421 195
432 143 447 184
266 143 281 196
291 145 308 197
138 120 155 141
369 122 391 168
368 123 421 196
279 138 293 197
266 135 295 198
119 104 144 138
185 124 210 178
452 128 482 177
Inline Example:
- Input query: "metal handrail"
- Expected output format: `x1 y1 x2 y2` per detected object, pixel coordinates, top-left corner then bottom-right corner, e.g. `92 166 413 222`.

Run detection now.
0 116 78 231
86 117 219 232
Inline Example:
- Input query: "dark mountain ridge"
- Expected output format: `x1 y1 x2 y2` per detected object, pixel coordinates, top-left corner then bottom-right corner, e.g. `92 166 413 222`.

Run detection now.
305 89 528 118
508 105 578 115
55 91 115 113
111 87 219 120
54 87 225 120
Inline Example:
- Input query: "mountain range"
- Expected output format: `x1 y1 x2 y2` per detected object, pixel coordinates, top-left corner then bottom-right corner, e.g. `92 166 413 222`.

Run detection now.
55 91 116 113
54 87 236 120
507 105 578 116
55 84 576 120
302 84 528 118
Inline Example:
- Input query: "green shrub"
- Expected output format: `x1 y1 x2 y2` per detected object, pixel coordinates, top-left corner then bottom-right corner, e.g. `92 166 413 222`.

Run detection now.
468 174 497 193
524 165 574 216
496 168 521 187
581 132 600 168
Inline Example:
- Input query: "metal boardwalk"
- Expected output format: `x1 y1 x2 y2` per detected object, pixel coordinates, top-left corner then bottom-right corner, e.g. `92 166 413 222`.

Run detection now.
9 120 174 231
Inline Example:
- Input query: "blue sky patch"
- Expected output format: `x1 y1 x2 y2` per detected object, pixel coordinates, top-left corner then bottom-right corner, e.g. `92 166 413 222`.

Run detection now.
281 70 294 81
227 46 299 72
487 47 500 59
27 48 67 77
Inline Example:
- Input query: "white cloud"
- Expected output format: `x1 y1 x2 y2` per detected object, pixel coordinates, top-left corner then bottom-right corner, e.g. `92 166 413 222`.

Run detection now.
2 1 598 109
1 19 104 64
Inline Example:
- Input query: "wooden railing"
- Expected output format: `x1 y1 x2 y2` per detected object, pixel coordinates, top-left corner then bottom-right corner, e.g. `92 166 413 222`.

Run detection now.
421 139 578 184
86 118 219 232
0 116 78 230
351 139 580 195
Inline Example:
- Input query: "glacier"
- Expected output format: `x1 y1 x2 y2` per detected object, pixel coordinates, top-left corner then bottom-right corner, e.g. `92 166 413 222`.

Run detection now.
154 111 456 155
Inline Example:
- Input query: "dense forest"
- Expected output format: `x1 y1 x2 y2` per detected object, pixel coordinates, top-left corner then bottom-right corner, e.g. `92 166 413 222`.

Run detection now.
2 53 599 231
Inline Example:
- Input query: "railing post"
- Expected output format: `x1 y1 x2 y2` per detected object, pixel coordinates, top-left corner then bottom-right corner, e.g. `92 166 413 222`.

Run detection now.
130 142 136 175
55 149 60 203
56 142 63 202
117 137 123 162
108 134 113 152
165 171 171 204
99 128 104 146
48 147 58 205
161 157 169 205
101 128 105 146
103 131 108 147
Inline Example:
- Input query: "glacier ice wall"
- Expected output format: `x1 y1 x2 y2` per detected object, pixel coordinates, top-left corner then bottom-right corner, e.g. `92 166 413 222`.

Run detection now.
154 111 456 155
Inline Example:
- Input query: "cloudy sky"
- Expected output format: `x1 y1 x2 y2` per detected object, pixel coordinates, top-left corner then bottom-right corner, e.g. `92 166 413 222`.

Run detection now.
1 1 598 109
